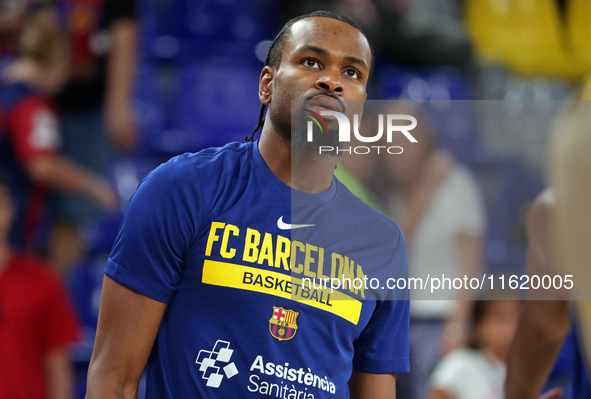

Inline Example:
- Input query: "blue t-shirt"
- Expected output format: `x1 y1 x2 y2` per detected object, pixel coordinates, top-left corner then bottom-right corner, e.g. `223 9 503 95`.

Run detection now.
0 83 54 249
106 141 410 398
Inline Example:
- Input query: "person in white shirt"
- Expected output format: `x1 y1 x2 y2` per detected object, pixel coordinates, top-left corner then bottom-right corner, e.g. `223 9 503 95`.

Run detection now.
380 103 485 398
428 298 520 399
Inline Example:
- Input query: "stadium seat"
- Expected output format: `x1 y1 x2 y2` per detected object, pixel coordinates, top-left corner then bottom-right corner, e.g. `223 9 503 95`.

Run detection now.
134 56 262 155
173 58 262 151
466 0 588 80
377 66 488 165
133 58 171 153
138 0 275 60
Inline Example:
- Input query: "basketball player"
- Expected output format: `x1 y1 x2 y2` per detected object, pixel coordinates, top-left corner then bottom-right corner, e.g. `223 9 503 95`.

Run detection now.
86 11 410 398
505 97 591 399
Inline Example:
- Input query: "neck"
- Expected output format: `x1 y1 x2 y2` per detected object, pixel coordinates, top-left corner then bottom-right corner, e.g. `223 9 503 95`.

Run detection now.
258 124 337 194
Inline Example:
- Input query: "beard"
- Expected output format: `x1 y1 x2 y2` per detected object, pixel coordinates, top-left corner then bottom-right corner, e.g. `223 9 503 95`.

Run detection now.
290 110 341 152
267 88 354 154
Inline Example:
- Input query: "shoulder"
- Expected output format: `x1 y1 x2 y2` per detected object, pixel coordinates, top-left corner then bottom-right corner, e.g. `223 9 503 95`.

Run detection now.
185 141 253 173
129 141 255 222
143 141 252 190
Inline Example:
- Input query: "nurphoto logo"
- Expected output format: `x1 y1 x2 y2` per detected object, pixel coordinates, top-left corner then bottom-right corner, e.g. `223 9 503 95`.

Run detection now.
304 109 418 155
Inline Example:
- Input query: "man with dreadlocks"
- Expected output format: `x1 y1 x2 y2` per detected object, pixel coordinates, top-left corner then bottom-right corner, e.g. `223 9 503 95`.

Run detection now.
86 11 410 398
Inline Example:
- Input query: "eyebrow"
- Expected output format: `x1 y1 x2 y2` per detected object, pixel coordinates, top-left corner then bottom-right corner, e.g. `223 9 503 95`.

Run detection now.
296 44 369 70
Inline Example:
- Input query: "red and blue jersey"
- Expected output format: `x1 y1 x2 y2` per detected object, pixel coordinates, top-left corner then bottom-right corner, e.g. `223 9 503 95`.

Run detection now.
0 82 61 249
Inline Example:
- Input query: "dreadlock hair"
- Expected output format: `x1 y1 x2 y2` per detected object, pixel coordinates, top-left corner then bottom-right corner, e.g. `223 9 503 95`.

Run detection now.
245 10 370 142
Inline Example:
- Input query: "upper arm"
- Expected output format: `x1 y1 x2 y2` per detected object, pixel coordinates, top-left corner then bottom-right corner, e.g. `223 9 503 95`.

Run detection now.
348 370 397 399
87 158 202 397
86 276 167 397
105 156 201 303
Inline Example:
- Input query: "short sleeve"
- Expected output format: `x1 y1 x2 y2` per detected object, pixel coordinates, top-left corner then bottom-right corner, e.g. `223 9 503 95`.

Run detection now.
352 230 410 374
105 155 202 303
39 272 81 353
8 97 60 166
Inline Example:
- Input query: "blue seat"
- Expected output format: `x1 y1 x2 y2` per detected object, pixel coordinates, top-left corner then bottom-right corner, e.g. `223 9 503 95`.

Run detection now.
173 59 263 151
133 59 171 153
138 0 276 59
134 57 262 155
377 65 473 100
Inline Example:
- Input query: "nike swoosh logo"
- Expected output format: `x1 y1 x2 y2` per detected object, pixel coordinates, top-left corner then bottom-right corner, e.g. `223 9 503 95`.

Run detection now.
277 216 315 230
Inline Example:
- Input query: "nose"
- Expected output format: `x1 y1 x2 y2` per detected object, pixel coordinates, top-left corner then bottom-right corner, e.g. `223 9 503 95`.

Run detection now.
314 70 344 94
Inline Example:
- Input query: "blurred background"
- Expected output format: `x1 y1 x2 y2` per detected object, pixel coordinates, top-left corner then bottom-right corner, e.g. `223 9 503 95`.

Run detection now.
1 0 590 398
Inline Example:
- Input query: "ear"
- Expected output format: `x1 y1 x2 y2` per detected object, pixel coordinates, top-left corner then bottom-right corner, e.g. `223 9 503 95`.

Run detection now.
259 66 274 105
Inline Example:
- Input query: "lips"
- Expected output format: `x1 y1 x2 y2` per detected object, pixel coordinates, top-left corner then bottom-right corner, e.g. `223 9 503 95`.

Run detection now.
307 95 343 113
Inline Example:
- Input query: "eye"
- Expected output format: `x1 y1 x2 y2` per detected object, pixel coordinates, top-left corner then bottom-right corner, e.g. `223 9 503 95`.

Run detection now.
344 68 360 79
302 58 320 69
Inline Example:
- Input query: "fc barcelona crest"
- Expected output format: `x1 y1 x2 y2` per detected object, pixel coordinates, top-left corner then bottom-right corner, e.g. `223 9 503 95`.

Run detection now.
269 307 299 341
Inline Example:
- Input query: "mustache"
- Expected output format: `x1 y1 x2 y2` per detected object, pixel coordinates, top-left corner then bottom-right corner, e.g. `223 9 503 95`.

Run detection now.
303 92 347 113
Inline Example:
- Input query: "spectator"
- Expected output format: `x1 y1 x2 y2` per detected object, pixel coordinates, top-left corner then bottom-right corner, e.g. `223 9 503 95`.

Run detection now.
0 172 81 399
428 297 520 399
503 189 574 399
505 93 591 399
49 0 138 271
379 103 486 398
0 9 117 262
